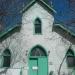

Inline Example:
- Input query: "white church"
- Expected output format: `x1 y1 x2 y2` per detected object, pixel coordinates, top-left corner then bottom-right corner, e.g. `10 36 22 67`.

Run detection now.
0 0 75 75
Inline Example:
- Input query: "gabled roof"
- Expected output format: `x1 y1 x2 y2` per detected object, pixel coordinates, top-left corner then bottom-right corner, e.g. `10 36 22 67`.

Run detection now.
0 15 22 39
0 0 56 39
54 24 75 37
0 0 75 39
20 0 56 14
0 25 20 39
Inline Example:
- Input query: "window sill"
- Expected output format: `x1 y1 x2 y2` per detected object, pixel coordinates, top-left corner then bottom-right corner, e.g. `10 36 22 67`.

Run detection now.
33 33 43 35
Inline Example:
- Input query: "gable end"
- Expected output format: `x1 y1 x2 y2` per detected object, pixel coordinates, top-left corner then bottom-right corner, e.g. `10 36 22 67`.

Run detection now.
21 0 56 14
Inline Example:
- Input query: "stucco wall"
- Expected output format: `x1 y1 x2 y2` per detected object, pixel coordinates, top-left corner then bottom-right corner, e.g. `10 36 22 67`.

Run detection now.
0 2 74 75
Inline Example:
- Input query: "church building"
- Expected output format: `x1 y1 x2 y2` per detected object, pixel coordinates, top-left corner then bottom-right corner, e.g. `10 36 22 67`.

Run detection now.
0 0 75 75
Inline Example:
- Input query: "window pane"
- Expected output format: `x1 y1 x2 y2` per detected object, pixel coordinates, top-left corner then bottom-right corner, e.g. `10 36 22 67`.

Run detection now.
35 26 41 33
3 56 10 67
3 49 11 67
67 56 75 67
35 18 42 34
30 46 47 56
66 49 75 67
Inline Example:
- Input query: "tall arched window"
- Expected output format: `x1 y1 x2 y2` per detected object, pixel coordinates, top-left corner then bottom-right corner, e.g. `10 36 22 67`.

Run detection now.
66 49 75 67
3 49 11 67
34 18 42 34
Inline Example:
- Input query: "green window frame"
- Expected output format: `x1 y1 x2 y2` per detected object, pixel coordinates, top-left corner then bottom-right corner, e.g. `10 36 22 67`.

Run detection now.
66 49 75 68
2 49 11 68
34 18 42 34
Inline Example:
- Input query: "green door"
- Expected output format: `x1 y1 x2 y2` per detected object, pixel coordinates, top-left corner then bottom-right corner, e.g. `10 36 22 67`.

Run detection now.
29 58 38 75
29 57 48 75
29 45 48 75
38 57 48 75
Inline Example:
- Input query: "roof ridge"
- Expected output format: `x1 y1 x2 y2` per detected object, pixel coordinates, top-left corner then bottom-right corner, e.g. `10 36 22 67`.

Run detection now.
20 0 56 14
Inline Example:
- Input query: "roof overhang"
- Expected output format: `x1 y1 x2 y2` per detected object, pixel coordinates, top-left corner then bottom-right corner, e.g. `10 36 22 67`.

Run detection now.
54 24 75 37
0 25 20 39
53 24 75 44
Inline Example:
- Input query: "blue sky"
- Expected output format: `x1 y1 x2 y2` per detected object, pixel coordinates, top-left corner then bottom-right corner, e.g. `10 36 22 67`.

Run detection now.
0 0 75 33
52 0 70 22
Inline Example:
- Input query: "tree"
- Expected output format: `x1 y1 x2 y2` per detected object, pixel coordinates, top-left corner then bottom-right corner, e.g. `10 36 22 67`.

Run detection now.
0 0 23 31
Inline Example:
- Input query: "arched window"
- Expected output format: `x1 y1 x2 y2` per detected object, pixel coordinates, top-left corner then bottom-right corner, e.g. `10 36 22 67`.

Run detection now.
30 45 47 56
34 18 42 34
3 49 11 67
66 49 75 67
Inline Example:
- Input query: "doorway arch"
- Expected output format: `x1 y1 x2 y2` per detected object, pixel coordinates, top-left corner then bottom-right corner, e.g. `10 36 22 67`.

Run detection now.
29 45 48 75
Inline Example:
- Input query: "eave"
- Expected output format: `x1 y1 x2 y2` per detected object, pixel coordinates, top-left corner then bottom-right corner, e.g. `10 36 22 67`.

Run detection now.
54 24 75 37
0 25 20 39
